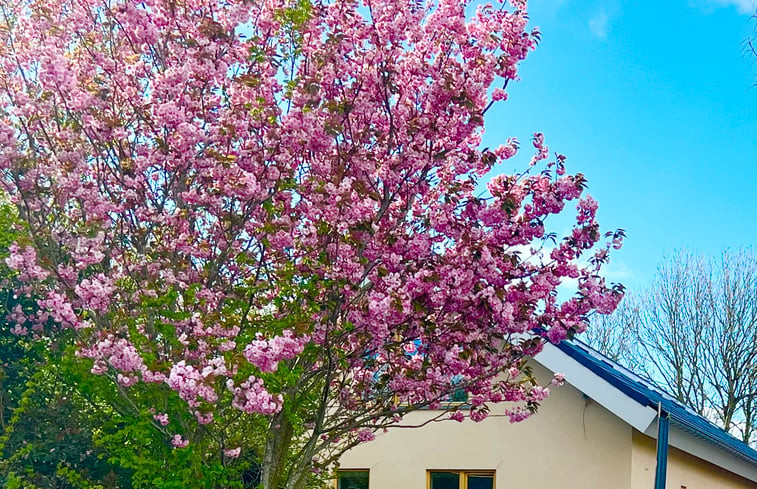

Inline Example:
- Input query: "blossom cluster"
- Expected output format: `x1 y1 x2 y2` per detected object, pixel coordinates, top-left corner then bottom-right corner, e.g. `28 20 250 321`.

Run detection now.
243 330 309 373
5 245 48 282
228 376 284 415
74 274 115 313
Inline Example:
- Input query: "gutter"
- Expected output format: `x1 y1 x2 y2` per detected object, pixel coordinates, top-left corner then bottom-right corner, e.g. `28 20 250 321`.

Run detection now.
654 402 669 489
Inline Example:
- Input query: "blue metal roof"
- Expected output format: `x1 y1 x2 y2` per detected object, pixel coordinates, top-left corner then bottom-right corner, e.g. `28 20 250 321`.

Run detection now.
555 339 757 466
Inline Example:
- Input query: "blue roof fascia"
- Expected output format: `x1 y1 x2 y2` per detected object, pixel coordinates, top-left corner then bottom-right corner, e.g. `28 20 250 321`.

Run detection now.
553 339 757 466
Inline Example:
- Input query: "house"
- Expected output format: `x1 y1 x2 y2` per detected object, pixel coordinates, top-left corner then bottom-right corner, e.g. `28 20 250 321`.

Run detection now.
337 339 757 489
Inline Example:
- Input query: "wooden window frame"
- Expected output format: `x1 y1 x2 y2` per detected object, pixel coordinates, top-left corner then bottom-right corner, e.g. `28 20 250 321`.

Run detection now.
426 469 496 489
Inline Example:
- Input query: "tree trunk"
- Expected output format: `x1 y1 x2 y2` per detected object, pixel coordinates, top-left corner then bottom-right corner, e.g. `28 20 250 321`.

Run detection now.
261 412 294 489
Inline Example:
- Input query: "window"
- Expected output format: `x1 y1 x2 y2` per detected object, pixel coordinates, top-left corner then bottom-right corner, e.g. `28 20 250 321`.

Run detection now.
444 376 468 403
337 469 369 489
428 471 495 489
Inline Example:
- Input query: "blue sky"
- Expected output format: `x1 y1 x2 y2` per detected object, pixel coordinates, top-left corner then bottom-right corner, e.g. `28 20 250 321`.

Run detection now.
482 0 757 290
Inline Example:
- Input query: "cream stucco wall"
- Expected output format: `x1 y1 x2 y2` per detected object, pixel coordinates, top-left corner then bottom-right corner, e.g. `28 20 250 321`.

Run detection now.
630 430 757 489
339 363 633 489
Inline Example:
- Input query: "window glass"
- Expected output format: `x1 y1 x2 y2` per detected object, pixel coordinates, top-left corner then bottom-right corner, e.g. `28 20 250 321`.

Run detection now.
429 471 460 489
467 474 494 489
445 382 468 403
428 470 494 489
337 470 369 489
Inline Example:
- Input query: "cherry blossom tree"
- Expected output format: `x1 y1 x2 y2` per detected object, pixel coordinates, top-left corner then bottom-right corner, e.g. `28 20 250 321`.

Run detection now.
0 0 623 487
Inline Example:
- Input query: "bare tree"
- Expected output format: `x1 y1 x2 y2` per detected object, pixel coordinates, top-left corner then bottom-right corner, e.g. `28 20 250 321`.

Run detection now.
582 293 643 370
704 250 757 442
635 251 712 416
587 249 757 446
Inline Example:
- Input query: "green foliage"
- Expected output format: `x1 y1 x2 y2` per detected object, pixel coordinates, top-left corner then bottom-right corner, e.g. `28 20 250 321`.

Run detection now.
0 326 260 488
0 333 134 488
0 203 127 488
0 198 267 487
95 416 235 489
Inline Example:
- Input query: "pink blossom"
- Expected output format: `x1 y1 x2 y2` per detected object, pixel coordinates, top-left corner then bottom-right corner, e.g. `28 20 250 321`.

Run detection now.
243 330 308 373
469 409 489 422
166 362 208 406
529 385 550 402
449 411 465 422
491 88 508 101
78 336 145 375
224 447 241 459
357 429 375 442
153 413 169 426
171 435 189 448
38 292 81 329
117 374 138 387
194 410 214 425
228 376 283 415
74 274 114 312
6 244 48 281
506 407 534 423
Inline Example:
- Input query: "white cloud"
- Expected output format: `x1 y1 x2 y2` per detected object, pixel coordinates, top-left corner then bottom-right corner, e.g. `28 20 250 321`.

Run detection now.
588 9 610 38
698 0 756 14
602 261 634 283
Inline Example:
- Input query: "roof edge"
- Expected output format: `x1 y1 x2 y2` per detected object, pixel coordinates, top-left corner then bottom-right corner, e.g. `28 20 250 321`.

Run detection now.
533 339 757 480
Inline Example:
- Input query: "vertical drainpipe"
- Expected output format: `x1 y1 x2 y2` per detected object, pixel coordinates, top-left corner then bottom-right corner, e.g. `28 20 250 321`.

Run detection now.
654 402 670 489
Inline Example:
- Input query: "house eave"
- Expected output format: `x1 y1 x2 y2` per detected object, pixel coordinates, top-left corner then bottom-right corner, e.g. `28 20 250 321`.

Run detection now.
535 342 658 433
534 341 757 483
